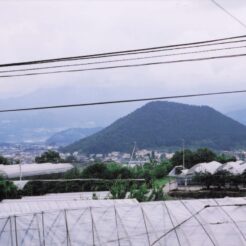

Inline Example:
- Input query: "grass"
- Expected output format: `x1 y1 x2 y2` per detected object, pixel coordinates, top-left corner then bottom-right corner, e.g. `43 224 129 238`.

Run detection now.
153 177 172 187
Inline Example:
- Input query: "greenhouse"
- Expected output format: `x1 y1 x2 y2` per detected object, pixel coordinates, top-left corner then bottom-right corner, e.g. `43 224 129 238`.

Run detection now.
0 196 246 245
187 161 222 175
0 163 73 179
218 161 246 174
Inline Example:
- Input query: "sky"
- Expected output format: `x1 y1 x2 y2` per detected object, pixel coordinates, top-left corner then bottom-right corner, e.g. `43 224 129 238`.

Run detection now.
0 0 246 128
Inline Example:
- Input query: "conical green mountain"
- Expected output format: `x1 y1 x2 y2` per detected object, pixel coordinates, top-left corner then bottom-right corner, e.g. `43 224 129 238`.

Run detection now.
63 101 246 153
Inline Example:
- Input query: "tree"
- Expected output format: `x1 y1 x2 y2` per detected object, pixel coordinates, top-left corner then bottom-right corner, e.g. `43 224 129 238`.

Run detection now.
213 170 231 189
216 154 236 164
0 177 19 201
193 172 214 190
81 163 109 179
0 155 11 165
129 184 148 202
171 148 236 169
193 148 216 164
35 150 64 163
110 181 127 199
171 149 195 168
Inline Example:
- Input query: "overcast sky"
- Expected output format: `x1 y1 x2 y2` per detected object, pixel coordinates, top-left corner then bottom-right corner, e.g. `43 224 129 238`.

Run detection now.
1 0 246 116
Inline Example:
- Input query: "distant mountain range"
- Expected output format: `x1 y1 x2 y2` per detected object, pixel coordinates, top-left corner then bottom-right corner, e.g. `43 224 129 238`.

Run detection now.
63 101 246 154
227 109 246 125
0 86 141 143
46 127 102 146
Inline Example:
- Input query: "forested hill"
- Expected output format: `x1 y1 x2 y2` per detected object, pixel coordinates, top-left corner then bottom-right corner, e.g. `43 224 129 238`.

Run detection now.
62 101 246 154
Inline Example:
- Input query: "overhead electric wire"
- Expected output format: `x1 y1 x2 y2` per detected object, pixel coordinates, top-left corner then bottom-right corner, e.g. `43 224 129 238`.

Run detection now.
211 0 246 30
1 43 246 74
0 89 246 113
1 34 246 68
1 52 246 78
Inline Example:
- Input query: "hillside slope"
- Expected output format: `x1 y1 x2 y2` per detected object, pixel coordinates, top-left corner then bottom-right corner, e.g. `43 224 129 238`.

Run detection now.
46 127 102 146
227 109 246 125
63 101 246 153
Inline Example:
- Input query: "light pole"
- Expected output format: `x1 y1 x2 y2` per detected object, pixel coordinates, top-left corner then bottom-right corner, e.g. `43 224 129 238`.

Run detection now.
182 139 185 169
19 162 22 181
16 146 22 181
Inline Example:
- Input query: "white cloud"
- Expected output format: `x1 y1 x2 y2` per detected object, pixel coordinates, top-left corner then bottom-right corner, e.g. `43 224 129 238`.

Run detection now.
0 0 246 113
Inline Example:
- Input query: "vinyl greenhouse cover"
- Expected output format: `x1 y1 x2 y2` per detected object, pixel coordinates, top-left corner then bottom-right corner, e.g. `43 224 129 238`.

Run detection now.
1 197 246 245
0 163 73 179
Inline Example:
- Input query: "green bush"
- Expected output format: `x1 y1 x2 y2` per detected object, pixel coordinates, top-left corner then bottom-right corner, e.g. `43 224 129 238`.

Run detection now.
0 177 19 201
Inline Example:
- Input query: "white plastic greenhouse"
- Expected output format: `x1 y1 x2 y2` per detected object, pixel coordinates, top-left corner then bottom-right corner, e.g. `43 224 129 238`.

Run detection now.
218 161 246 174
0 163 73 179
1 196 246 245
187 161 222 175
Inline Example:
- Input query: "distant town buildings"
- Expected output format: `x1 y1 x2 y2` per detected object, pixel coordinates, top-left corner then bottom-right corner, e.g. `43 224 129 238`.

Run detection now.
1 142 246 166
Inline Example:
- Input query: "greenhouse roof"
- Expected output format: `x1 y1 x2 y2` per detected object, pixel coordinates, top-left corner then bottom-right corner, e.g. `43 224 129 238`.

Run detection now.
218 161 246 174
0 163 73 178
1 196 246 245
187 161 222 175
0 199 137 217
20 191 111 201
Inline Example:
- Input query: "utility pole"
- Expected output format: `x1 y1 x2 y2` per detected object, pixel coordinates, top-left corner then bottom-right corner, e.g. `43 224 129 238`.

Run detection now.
17 145 22 181
182 139 185 169
129 141 136 166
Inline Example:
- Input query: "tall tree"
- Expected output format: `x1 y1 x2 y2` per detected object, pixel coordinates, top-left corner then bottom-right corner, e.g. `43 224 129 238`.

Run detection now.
35 150 64 163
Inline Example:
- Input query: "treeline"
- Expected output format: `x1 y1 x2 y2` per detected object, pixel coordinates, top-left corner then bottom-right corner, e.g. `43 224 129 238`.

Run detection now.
80 162 173 181
0 148 238 202
21 179 145 195
171 148 236 168
195 170 246 190
0 161 172 201
0 155 18 165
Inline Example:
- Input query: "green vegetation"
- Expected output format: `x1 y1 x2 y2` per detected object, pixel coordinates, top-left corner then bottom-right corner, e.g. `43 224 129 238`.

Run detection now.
109 182 167 202
153 177 171 187
0 155 16 165
14 161 174 201
63 101 246 154
171 148 236 168
35 150 65 163
21 179 145 197
0 177 19 201
80 162 173 181
0 147 238 202
194 170 246 190
169 189 246 199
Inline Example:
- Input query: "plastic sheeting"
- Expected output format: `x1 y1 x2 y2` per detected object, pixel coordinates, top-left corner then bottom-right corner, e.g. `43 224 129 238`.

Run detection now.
187 161 222 175
20 191 111 201
218 161 246 174
187 161 246 176
1 197 246 245
0 199 137 217
0 163 73 178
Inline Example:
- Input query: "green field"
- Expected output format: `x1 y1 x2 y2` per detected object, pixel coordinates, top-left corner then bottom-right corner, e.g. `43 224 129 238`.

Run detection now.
154 177 172 187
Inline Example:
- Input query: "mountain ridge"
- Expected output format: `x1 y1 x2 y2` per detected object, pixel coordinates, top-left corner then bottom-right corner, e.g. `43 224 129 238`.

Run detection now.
63 101 246 154
46 127 103 146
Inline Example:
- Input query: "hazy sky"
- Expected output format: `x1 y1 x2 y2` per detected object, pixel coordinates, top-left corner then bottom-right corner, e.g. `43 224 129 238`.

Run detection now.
1 0 246 115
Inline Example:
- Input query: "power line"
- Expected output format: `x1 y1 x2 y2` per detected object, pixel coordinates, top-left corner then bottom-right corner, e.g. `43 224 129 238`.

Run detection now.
1 43 246 74
211 0 246 29
1 52 246 78
0 89 246 113
0 34 246 68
